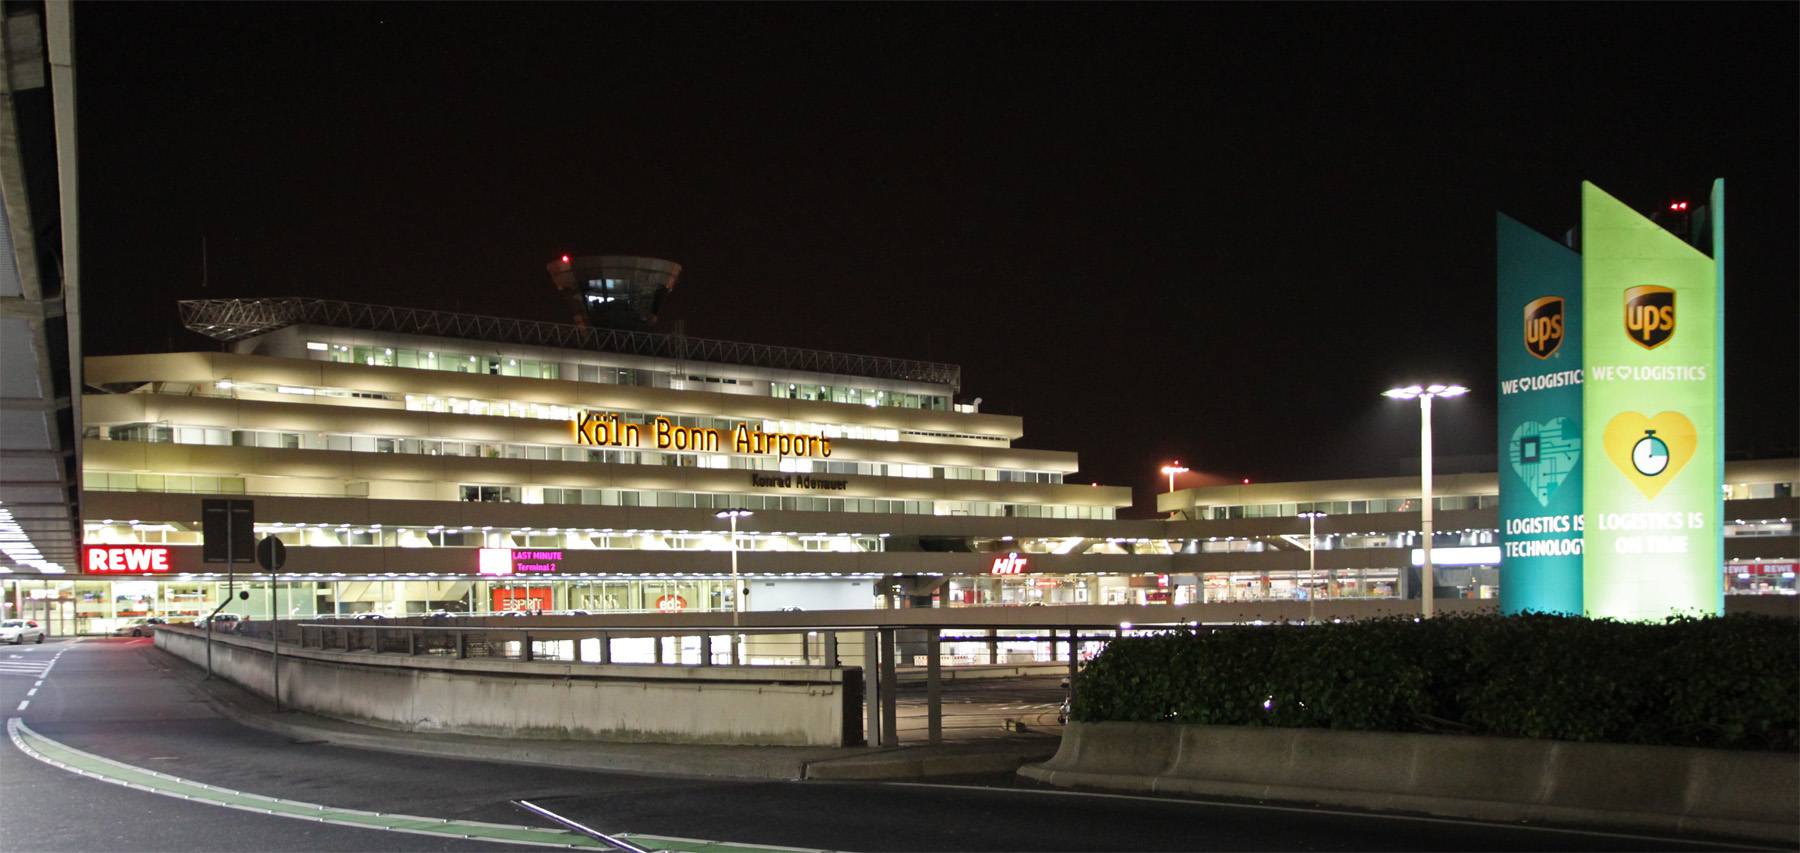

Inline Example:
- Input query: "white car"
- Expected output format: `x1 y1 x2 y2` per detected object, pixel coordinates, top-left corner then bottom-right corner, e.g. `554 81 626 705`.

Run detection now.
196 613 241 632
0 619 46 644
113 617 167 637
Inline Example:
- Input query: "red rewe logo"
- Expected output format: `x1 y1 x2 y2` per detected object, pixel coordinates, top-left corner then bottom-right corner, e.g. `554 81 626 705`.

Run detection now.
990 554 1028 575
85 545 173 573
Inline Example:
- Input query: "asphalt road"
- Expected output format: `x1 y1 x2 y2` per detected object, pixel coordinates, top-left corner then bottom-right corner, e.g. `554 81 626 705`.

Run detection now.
1 639 1780 853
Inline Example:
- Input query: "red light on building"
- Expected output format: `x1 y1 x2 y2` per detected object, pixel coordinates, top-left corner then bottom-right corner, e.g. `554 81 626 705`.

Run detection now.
560 255 570 263
84 545 173 574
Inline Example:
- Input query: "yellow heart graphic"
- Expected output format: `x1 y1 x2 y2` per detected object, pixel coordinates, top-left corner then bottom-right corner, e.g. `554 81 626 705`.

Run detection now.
1602 411 1697 500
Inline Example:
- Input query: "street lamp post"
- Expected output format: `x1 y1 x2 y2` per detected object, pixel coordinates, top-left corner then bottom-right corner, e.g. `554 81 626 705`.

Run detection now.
1382 384 1467 618
1160 462 1189 494
1298 510 1326 623
715 510 753 627
1161 462 1190 528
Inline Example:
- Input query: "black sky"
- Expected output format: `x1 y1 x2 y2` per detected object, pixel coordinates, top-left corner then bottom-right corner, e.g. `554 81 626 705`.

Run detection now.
74 3 1797 518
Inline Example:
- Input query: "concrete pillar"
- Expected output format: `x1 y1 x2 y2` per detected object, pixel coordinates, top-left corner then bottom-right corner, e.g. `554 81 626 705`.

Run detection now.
863 630 881 748
926 629 942 745
823 631 838 667
986 628 998 664
1067 631 1079 703
521 631 532 662
880 628 899 747
654 634 664 665
699 631 712 666
596 631 611 664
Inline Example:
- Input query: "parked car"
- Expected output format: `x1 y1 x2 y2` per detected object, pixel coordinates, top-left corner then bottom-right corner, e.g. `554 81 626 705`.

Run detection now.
113 617 167 637
196 613 241 632
0 619 46 644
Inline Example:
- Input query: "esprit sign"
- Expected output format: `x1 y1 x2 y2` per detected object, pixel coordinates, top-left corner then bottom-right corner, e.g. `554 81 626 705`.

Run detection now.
573 412 832 460
84 545 173 574
990 554 1029 575
492 588 551 613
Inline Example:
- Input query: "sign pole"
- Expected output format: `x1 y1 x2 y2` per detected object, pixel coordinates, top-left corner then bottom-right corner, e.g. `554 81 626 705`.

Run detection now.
256 535 288 712
271 560 280 712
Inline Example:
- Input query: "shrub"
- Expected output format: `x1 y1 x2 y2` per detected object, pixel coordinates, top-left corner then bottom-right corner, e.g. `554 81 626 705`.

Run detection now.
1070 613 1798 751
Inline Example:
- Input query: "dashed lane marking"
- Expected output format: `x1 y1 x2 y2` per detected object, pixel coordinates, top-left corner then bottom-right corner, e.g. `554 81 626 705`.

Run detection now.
7 718 843 853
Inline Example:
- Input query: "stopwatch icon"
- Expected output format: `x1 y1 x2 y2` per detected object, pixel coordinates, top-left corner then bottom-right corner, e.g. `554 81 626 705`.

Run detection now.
1631 430 1670 477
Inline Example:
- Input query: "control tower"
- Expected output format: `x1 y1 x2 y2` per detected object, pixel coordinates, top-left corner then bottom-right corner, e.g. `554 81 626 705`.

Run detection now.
546 255 681 332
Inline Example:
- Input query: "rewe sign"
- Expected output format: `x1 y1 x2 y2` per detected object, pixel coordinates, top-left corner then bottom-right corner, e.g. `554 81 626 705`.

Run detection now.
85 545 173 574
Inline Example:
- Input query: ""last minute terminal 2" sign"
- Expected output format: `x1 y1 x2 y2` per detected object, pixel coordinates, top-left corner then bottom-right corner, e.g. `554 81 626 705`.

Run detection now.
573 412 833 459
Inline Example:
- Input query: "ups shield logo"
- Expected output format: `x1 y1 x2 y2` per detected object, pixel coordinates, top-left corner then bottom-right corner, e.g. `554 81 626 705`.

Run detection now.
1523 296 1565 359
1624 286 1675 349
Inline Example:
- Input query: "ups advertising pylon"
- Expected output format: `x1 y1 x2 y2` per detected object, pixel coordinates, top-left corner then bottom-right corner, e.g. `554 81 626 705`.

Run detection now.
1497 181 1725 620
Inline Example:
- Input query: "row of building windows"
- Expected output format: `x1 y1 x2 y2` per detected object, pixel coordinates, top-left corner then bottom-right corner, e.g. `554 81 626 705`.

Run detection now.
771 382 949 411
312 342 952 412
93 423 1061 484
321 343 567 381
1199 495 1503 519
1194 483 1794 520
87 522 889 552
524 486 1110 519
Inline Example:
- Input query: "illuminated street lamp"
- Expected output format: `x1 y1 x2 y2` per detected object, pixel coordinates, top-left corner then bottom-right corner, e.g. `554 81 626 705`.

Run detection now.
1298 510 1327 623
1382 384 1468 618
1160 462 1189 493
715 510 753 626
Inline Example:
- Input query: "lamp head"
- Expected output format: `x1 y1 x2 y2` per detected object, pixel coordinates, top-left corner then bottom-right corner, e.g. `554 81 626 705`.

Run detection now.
1384 383 1466 400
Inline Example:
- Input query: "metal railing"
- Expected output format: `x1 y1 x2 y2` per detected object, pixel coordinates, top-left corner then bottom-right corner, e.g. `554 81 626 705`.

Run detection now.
179 298 963 390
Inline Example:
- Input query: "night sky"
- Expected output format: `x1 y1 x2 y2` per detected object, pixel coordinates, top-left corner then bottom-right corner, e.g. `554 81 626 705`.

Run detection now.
74 4 1797 518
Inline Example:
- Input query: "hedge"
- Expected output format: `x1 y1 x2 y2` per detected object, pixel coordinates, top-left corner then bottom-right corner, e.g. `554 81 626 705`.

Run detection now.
1071 613 1799 751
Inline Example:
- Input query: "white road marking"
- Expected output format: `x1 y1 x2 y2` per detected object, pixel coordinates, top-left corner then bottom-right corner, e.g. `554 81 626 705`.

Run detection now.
10 718 841 853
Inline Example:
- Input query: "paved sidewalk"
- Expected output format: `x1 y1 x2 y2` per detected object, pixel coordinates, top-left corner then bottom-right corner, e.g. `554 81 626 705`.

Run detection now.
158 645 1061 782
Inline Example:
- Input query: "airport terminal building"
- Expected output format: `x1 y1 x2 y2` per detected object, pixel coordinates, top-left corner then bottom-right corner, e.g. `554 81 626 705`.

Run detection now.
8 257 1796 633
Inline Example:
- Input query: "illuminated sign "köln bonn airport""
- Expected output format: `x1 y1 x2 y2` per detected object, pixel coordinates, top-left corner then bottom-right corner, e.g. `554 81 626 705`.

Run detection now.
572 411 833 459
1497 180 1725 621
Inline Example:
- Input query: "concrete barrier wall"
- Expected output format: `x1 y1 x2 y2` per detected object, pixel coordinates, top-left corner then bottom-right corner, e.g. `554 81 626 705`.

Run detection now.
1021 722 1799 844
158 628 849 747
